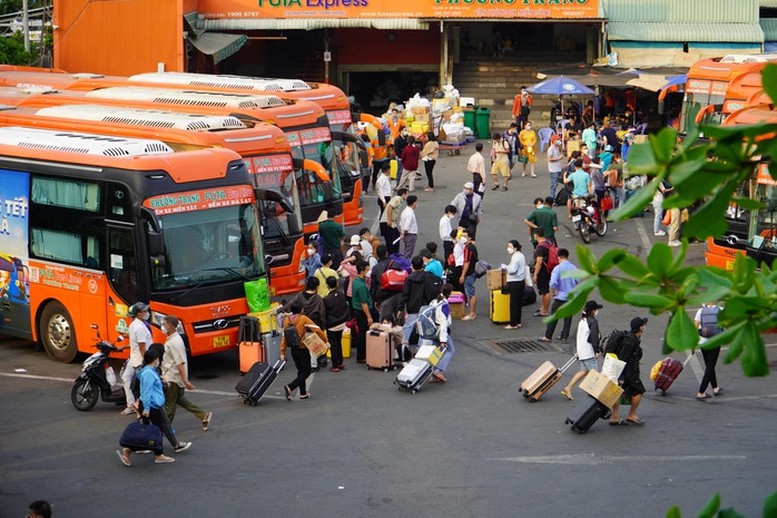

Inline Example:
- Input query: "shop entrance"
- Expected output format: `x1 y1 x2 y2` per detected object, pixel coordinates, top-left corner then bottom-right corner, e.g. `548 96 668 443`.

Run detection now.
344 69 439 115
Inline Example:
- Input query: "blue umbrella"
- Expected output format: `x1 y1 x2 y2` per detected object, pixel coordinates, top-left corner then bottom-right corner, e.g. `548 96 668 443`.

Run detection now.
527 76 596 96
662 74 687 90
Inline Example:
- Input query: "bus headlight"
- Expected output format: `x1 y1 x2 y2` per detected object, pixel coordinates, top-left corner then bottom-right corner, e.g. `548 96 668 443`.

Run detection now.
151 311 185 335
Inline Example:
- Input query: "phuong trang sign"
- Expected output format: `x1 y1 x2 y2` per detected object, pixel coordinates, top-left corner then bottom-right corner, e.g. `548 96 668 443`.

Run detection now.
199 0 599 20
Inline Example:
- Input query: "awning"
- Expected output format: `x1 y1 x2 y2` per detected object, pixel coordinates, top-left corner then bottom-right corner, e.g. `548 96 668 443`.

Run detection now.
607 22 764 43
201 18 429 31
188 32 248 65
627 74 686 92
184 11 205 38
761 18 777 41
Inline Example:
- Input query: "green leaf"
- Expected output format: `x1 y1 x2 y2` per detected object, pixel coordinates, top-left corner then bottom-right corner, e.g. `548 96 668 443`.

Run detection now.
667 241 688 275
666 157 707 187
695 267 734 291
717 508 746 518
598 275 626 304
614 254 652 280
597 248 627 273
697 493 720 518
762 491 777 518
665 506 682 518
610 178 660 221
650 127 679 164
683 188 738 239
723 327 746 364
546 287 592 322
665 309 699 351
647 243 673 278
697 321 746 350
728 196 764 211
761 64 777 113
741 324 769 377
576 244 598 274
623 291 675 310
623 141 659 174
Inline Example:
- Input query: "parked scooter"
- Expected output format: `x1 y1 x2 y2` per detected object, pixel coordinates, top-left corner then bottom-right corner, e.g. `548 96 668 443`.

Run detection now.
71 324 127 411
571 195 608 243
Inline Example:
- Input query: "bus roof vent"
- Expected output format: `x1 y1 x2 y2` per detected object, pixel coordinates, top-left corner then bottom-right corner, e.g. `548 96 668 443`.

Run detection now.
0 127 173 156
86 87 286 109
719 53 777 63
128 72 312 92
35 105 247 131
71 73 106 79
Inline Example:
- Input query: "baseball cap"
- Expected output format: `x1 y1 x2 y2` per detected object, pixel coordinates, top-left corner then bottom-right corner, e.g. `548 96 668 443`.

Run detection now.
350 235 361 246
550 134 560 143
463 181 474 190
630 317 648 331
129 302 149 316
584 300 603 313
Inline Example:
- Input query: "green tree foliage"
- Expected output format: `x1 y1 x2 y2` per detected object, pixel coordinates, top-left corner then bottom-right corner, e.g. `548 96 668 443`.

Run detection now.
0 32 35 65
548 65 777 377
665 490 777 518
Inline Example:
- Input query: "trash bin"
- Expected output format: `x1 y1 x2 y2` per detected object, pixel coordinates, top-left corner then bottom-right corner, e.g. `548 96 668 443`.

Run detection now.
463 106 476 134
475 107 491 139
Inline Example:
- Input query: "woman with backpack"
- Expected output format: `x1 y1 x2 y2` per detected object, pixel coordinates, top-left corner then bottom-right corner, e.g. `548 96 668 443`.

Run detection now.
694 302 723 400
280 300 328 400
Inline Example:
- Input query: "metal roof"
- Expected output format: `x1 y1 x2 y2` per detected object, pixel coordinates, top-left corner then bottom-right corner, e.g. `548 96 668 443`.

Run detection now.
761 19 777 40
603 0 759 23
607 22 765 43
188 32 248 65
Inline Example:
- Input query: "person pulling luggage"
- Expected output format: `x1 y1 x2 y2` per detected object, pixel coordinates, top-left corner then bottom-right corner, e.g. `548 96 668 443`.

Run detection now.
560 300 603 401
609 317 649 426
428 284 455 383
280 301 328 401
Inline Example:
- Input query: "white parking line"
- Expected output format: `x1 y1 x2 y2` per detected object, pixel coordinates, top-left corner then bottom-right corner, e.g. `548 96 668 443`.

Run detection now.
634 217 652 251
491 453 747 465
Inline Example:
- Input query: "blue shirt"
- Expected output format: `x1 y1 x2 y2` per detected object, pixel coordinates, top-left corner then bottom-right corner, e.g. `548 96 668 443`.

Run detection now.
304 254 322 279
568 169 591 197
549 260 579 301
138 365 165 410
424 259 444 278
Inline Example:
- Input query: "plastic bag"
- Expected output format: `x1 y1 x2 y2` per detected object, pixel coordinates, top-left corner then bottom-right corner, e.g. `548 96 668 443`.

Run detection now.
601 353 626 381
244 278 270 313
105 366 117 386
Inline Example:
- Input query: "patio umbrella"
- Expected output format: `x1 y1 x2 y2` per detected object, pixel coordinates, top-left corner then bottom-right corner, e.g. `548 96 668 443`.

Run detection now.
528 76 596 126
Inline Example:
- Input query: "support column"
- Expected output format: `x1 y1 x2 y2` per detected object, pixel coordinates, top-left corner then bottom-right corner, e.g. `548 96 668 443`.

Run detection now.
440 21 448 87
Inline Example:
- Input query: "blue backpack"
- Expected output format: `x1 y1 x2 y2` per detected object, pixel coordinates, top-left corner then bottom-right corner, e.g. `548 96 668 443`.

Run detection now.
416 304 439 341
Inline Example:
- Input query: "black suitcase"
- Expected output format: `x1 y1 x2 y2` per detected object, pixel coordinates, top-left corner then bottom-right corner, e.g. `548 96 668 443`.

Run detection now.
235 360 285 406
564 395 612 434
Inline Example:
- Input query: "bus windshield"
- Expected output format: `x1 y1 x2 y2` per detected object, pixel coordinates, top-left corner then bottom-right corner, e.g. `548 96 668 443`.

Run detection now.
256 168 303 240
336 140 362 178
291 141 342 197
151 203 264 291
750 182 777 250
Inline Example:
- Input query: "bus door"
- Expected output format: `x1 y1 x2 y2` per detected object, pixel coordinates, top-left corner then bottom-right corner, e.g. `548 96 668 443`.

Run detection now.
332 130 364 227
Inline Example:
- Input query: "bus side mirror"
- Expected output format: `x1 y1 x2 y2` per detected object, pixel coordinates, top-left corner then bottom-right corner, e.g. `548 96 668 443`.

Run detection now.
258 188 295 214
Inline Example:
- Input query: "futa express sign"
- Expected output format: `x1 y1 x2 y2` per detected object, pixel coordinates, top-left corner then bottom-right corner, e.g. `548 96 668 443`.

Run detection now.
199 0 598 19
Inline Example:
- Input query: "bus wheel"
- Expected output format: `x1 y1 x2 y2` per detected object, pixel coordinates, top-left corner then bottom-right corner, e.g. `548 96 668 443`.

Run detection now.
40 302 78 363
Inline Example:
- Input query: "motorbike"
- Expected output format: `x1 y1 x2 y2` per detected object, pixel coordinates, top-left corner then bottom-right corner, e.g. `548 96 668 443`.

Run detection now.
71 325 127 411
570 196 608 243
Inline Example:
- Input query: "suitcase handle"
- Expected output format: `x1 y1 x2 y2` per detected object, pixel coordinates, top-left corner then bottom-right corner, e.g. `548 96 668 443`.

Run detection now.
273 360 286 373
560 355 578 374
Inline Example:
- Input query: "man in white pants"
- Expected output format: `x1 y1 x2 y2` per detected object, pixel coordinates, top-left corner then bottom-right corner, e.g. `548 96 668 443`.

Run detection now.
121 302 153 415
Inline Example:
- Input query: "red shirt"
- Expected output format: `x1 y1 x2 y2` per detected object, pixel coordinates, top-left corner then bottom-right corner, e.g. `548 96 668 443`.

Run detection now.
401 144 420 171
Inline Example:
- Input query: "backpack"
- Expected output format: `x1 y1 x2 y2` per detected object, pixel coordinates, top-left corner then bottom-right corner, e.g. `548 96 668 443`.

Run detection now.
699 306 723 338
539 241 559 272
474 260 490 279
604 329 627 358
423 272 443 303
283 319 302 349
416 304 439 341
380 264 409 292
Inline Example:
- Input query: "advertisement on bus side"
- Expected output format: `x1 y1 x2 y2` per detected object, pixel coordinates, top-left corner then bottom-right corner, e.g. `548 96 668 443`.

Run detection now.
0 169 31 335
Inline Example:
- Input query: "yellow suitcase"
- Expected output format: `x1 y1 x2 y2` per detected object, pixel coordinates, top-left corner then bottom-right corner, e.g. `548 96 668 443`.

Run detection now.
327 327 352 359
490 289 510 324
389 159 398 180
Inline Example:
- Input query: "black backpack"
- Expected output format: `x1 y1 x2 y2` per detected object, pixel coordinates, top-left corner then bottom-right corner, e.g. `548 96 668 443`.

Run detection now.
604 329 627 358
283 320 302 349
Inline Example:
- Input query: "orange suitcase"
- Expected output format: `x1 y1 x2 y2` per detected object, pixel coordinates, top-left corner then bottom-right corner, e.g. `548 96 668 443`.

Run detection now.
238 316 265 374
518 356 576 402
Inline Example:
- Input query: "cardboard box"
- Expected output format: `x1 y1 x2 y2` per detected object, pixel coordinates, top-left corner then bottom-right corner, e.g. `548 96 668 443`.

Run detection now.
579 370 624 409
487 269 505 291
566 139 580 157
415 344 443 366
634 134 648 144
411 105 430 115
448 291 466 320
302 332 329 358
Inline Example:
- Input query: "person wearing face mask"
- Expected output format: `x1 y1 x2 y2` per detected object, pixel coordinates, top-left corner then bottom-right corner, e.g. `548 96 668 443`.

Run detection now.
393 127 409 188
161 315 212 432
459 229 479 321
120 302 153 416
524 196 559 247
547 134 565 199
303 241 323 280
439 205 458 269
518 121 538 178
560 300 603 401
502 240 526 330
450 182 483 239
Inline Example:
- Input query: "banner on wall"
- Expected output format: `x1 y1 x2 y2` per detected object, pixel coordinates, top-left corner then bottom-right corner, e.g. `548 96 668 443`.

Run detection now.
199 0 600 20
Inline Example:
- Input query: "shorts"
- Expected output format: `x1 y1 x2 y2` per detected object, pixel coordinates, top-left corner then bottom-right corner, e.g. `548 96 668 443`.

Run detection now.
464 273 477 298
621 372 646 398
536 270 551 295
579 357 598 371
491 160 511 178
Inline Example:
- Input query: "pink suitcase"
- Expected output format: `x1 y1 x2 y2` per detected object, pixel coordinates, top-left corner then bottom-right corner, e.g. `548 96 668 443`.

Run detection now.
366 330 396 372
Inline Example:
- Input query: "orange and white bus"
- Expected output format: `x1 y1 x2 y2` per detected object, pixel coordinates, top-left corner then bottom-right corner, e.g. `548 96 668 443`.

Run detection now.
0 67 366 227
0 126 267 362
680 54 777 136
0 102 308 294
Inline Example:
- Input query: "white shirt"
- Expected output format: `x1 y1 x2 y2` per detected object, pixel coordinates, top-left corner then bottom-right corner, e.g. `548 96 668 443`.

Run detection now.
575 317 596 360
400 206 418 234
505 251 526 282
439 214 453 242
128 318 153 367
375 173 392 199
161 332 187 388
360 239 374 260
453 240 465 266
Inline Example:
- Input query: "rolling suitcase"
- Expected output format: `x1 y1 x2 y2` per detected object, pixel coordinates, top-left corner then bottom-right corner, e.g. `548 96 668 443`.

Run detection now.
518 356 577 402
394 345 447 394
238 316 264 374
565 394 612 434
262 330 282 366
235 360 285 406
490 289 511 324
326 327 352 359
653 356 690 395
366 329 395 372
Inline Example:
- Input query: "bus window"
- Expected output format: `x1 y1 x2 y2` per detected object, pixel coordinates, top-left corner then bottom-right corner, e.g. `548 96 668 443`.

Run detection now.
31 176 100 212
258 171 303 241
151 203 264 291
108 227 138 304
30 228 99 266
291 142 342 197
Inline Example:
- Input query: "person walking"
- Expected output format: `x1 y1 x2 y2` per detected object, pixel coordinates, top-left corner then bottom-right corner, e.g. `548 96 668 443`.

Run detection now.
490 132 511 191
450 182 483 239
547 134 564 199
400 256 442 354
161 315 212 432
121 302 152 416
324 276 350 372
467 142 487 199
502 123 520 171
502 240 526 330
695 302 724 400
439 204 457 268
540 248 578 343
375 162 393 216
398 136 420 192
428 283 456 383
525 196 559 247
280 301 328 400
610 317 649 426
318 206 345 269
560 300 603 400
519 121 538 178
399 194 419 259
459 229 479 321
350 260 373 364
531 228 554 317
380 188 407 255
512 86 532 129
420 132 439 192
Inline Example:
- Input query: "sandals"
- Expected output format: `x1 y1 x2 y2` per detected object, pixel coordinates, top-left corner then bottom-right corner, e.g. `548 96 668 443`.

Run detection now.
284 385 292 401
713 387 723 396
560 390 574 401
504 324 521 330
299 393 311 400
609 419 629 426
696 393 710 401
201 412 212 432
626 418 645 426
538 336 552 343
116 449 131 467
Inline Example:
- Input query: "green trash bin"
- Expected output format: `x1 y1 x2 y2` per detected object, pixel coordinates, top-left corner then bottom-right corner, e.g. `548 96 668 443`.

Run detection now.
463 106 476 135
475 107 491 139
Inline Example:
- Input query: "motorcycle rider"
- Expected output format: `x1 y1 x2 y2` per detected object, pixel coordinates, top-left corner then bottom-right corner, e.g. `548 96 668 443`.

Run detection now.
120 302 152 416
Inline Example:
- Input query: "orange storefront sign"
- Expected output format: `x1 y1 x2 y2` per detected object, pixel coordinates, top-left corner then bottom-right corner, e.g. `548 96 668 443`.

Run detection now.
199 0 599 20
757 164 777 186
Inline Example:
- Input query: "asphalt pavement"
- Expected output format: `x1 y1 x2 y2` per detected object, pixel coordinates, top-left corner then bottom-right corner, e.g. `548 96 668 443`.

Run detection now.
1 141 776 518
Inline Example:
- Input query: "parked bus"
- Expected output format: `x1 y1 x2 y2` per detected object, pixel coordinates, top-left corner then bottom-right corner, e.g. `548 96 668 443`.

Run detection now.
0 126 267 362
0 67 365 227
0 103 308 294
0 82 343 234
680 53 777 136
